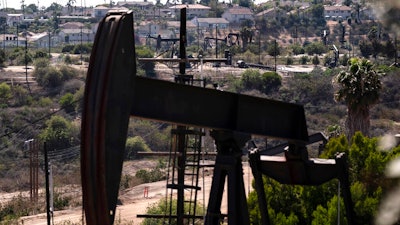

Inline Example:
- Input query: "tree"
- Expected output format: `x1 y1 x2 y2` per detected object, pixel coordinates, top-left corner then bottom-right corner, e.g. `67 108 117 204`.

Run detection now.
0 82 12 105
142 199 204 225
59 93 76 113
312 55 320 66
136 45 156 77
334 58 382 140
267 41 280 56
247 133 400 225
125 136 151 159
26 4 38 13
305 42 326 55
39 115 77 150
0 49 5 67
66 0 76 15
342 0 352 6
240 27 254 51
12 85 30 106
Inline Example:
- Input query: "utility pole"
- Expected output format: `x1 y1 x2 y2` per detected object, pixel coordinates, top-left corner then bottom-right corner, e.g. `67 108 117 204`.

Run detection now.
215 25 218 58
274 40 277 72
48 30 51 57
258 29 261 64
26 139 39 203
24 30 31 95
44 142 52 225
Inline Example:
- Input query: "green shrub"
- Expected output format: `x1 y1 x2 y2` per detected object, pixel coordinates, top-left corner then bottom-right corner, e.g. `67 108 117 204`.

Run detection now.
0 82 12 105
59 93 76 113
142 199 204 225
125 136 151 159
135 167 165 183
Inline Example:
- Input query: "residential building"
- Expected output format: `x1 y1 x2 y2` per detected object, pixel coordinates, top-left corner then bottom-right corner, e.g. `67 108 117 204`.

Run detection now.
169 4 211 19
93 6 111 19
191 17 230 29
222 6 254 25
7 14 24 26
324 5 352 20
28 32 52 48
255 8 277 20
166 21 197 33
58 28 95 44
136 21 161 37
0 34 26 48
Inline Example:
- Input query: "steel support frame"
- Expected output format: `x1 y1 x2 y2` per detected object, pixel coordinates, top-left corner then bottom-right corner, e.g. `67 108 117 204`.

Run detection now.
205 130 251 225
81 10 310 225
249 150 356 225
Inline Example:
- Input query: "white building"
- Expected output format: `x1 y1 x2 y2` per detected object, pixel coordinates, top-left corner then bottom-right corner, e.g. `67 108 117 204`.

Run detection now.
0 34 26 48
324 5 352 20
58 28 95 44
191 17 230 29
7 14 24 26
169 4 211 19
222 6 254 25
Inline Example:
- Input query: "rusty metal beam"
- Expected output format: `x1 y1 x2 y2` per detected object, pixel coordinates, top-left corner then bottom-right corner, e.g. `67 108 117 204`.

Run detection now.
130 76 309 144
138 57 228 63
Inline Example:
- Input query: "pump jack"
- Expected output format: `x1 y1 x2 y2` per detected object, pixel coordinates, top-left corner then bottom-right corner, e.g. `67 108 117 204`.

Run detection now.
81 10 356 225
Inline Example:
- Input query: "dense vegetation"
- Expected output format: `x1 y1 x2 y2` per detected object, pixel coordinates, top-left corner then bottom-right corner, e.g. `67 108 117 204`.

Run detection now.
1 0 400 222
247 133 400 225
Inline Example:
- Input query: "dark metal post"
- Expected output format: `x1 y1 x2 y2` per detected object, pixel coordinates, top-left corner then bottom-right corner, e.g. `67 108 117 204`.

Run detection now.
179 8 186 75
205 130 251 225
336 153 356 225
16 24 18 48
25 32 31 95
249 150 271 225
44 142 51 225
274 40 277 72
215 25 218 58
48 30 51 57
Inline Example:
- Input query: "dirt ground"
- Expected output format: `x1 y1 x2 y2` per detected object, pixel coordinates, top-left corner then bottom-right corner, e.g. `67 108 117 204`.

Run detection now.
18 161 254 225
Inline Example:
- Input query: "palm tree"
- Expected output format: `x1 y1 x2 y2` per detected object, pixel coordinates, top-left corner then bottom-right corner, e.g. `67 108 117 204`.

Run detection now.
334 58 382 141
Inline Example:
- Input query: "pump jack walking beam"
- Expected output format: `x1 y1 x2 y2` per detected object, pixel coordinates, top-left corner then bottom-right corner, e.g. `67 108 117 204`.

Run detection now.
81 10 310 225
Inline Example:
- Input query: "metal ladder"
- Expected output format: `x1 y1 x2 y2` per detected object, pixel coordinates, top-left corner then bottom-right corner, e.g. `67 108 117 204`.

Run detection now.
165 126 204 225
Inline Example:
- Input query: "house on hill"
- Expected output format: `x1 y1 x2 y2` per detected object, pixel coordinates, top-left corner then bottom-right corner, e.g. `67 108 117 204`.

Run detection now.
324 5 352 20
191 17 229 29
222 6 254 26
58 28 95 44
168 4 211 19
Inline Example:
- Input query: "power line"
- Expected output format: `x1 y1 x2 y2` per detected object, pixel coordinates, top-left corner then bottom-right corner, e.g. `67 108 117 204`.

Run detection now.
0 97 83 140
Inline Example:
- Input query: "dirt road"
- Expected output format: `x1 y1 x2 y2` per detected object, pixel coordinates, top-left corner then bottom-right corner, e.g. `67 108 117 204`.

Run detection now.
19 163 254 225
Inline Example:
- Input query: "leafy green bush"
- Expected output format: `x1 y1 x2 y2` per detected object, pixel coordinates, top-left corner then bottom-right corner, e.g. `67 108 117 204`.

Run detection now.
72 43 92 54
248 133 400 225
0 82 12 105
0 48 5 67
61 45 75 53
12 85 31 106
291 44 305 55
305 42 327 55
136 45 156 77
236 69 281 94
59 93 75 113
33 59 77 88
39 115 78 151
0 194 38 222
142 199 204 225
125 136 151 159
135 167 165 183
312 55 320 65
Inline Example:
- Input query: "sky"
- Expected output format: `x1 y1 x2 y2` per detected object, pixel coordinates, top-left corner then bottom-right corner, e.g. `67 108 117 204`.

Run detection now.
3 0 272 10
2 0 109 10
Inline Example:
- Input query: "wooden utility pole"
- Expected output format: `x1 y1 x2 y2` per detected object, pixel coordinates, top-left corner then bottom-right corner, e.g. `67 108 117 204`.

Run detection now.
27 139 39 203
